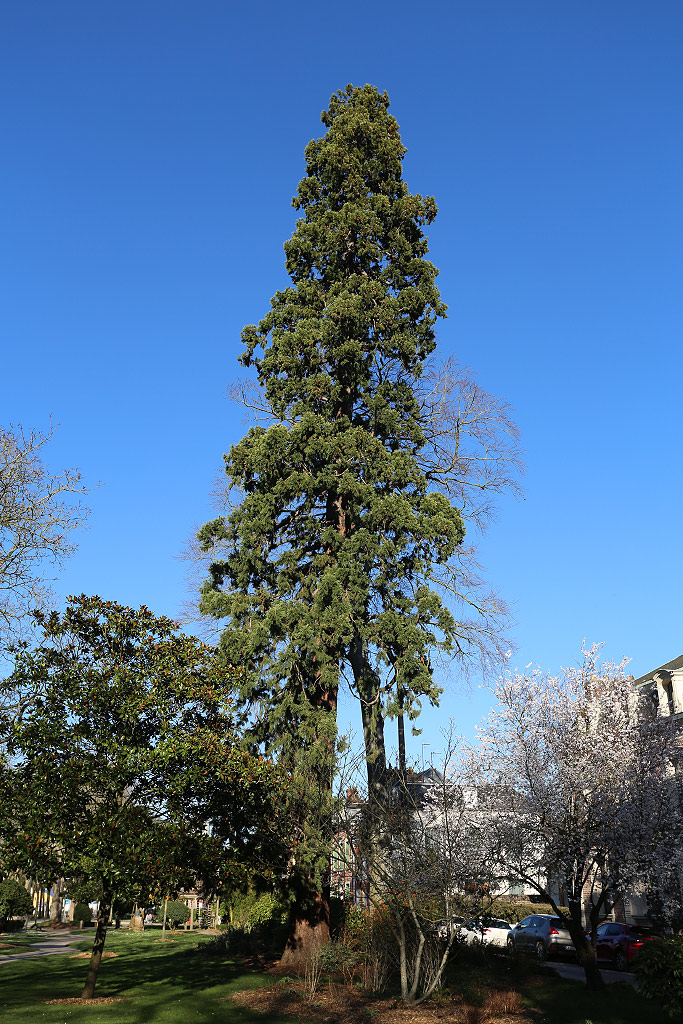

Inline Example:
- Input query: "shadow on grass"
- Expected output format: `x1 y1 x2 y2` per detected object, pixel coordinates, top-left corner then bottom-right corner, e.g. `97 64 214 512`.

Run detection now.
0 943 292 1024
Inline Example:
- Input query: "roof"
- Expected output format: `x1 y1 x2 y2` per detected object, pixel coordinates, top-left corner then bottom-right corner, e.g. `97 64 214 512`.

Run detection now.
633 654 683 688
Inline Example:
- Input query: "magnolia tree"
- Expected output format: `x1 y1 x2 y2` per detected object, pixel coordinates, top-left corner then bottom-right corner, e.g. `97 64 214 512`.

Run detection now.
337 747 502 1005
468 646 683 991
0 596 284 999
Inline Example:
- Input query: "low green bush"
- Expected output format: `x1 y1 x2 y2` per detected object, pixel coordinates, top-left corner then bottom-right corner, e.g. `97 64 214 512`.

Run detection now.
0 879 33 926
72 902 92 925
1 918 25 932
247 892 288 928
631 936 683 1019
164 900 190 928
316 941 363 982
197 931 232 955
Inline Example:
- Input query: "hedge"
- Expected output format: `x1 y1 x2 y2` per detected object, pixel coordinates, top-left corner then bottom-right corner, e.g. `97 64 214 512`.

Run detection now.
631 936 683 1019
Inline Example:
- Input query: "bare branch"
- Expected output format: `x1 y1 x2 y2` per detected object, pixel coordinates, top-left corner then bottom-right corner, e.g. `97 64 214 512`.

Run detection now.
0 421 90 650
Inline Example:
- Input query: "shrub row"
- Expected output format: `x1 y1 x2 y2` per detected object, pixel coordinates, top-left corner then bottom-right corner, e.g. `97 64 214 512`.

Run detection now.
632 936 683 1020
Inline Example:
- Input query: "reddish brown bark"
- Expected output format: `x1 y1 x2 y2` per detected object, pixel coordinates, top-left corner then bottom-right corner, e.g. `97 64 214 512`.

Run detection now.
279 893 330 965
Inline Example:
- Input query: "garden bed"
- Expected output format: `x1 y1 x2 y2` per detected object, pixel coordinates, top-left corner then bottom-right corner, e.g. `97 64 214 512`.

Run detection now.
229 977 534 1024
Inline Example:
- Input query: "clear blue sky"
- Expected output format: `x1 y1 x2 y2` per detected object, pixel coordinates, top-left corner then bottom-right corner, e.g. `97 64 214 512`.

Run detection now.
3 1 682 758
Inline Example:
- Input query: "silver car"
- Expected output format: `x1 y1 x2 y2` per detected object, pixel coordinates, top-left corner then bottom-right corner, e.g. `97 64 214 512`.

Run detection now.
507 914 575 960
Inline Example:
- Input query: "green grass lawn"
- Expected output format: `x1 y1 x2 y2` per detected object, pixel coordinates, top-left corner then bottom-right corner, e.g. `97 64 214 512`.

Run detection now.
0 930 54 947
521 975 671 1024
0 931 673 1024
0 930 288 1024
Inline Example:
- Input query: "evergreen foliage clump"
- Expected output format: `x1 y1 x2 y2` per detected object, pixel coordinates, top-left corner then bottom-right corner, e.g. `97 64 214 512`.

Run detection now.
65 880 100 906
164 900 190 929
225 887 288 930
0 878 32 924
449 897 570 925
199 84 466 944
0 595 284 995
631 936 683 1019
72 902 93 925
198 84 521 959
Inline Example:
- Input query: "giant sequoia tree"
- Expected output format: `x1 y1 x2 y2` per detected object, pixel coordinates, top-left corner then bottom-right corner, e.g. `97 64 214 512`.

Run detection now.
199 85 519 959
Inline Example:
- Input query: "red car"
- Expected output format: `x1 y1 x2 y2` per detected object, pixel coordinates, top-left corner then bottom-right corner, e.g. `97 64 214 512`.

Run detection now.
587 921 659 971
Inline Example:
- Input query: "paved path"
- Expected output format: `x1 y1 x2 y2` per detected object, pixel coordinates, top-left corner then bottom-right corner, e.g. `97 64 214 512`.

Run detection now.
0 932 84 964
544 959 638 988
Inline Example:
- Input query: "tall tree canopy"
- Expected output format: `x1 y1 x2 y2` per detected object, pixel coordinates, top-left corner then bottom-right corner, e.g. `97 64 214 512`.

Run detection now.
198 84 519 956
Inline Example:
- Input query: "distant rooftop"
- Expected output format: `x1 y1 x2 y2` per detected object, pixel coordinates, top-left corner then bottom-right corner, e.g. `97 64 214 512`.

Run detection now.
633 654 683 687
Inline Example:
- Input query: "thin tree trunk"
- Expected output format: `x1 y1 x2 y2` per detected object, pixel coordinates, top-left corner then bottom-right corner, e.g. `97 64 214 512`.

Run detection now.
351 632 389 907
49 878 63 922
162 897 168 938
397 710 406 781
396 913 409 1002
565 908 604 992
351 634 388 806
574 930 604 991
81 895 111 999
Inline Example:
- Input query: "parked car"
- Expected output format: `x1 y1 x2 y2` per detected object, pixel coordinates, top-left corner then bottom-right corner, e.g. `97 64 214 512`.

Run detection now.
437 916 466 941
507 914 575 960
587 922 659 971
463 917 512 947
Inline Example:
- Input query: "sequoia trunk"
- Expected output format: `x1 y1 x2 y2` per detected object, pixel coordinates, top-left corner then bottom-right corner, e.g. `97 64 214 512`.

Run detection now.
279 892 330 965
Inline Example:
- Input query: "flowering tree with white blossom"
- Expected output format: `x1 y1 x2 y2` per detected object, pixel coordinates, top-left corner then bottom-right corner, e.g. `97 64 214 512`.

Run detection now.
468 645 683 990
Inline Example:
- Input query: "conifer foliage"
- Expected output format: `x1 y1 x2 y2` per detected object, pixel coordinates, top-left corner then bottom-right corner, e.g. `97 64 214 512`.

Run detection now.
200 84 462 787
198 84 508 955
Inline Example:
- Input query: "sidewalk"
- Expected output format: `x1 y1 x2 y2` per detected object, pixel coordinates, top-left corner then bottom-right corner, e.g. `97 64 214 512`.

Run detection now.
544 959 638 989
0 932 83 964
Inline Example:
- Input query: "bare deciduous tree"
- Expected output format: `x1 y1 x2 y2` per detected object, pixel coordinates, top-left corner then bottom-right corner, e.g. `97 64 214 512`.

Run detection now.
0 422 89 651
336 736 502 1005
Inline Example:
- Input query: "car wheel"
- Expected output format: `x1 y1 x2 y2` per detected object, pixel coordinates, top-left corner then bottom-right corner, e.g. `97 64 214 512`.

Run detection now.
535 940 545 962
615 949 627 972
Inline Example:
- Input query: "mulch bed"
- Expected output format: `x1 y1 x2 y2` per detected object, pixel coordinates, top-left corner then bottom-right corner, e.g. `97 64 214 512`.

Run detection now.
45 998 123 1005
229 979 535 1024
69 952 119 959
